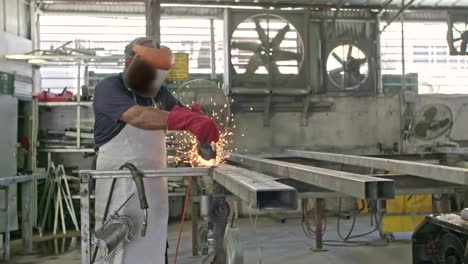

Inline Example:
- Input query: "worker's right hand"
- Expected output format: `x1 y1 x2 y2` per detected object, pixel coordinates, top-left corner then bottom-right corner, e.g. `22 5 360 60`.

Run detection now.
167 106 220 144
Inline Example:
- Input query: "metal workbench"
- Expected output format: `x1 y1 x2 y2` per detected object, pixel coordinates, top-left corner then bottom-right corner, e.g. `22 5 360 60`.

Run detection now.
0 173 47 261
78 150 468 263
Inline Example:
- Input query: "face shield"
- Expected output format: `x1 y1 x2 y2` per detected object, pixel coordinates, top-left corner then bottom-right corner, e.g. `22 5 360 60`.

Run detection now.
124 44 174 98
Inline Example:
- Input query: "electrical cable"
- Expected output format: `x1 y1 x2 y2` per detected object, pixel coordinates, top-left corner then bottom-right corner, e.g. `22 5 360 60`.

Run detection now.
301 197 390 248
173 176 193 264
249 202 263 264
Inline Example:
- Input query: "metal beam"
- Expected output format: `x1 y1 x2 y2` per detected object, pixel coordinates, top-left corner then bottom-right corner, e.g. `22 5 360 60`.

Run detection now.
145 0 161 43
285 149 468 186
79 167 211 179
227 153 394 200
213 164 298 210
36 0 468 10
380 0 416 33
0 174 47 186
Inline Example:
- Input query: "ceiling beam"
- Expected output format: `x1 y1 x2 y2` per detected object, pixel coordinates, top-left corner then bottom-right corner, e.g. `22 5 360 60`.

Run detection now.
36 0 468 10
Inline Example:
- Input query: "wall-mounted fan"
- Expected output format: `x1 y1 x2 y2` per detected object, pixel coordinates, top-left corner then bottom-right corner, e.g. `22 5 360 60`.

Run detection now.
230 13 305 87
411 104 453 141
326 44 369 90
447 13 468 55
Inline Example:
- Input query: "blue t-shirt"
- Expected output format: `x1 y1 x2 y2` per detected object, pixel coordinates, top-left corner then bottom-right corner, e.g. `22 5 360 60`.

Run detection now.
93 73 183 149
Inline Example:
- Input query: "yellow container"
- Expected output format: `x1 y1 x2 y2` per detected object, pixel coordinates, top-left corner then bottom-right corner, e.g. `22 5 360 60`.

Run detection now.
167 53 189 81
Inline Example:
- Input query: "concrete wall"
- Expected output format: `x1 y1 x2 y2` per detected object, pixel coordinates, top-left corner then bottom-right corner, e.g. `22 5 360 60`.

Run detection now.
230 95 402 154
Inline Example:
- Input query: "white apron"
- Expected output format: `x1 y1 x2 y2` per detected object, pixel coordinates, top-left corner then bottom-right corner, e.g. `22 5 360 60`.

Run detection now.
95 112 168 264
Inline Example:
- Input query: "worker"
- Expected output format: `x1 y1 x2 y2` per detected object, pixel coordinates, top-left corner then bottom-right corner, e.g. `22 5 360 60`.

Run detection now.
92 37 220 264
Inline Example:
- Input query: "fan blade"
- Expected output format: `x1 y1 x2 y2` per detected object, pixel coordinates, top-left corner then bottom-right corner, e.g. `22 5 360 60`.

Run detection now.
347 45 353 59
271 24 290 49
429 119 451 131
274 50 298 61
331 52 344 65
453 37 462 42
414 122 430 138
268 61 280 75
461 40 468 54
232 42 261 52
344 71 351 88
267 61 281 84
245 54 263 75
254 19 269 48
329 67 344 75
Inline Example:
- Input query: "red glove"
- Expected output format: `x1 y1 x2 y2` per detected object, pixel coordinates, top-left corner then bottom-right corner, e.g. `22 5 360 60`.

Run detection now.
191 104 204 115
167 106 220 144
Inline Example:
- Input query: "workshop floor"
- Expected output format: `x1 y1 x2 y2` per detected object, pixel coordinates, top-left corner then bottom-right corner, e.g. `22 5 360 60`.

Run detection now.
9 216 412 264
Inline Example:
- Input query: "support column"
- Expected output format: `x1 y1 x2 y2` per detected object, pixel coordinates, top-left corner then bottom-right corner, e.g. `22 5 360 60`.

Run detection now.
209 193 228 264
191 179 199 257
312 198 326 252
2 186 10 261
145 0 161 43
80 174 91 264
209 19 216 80
21 181 33 252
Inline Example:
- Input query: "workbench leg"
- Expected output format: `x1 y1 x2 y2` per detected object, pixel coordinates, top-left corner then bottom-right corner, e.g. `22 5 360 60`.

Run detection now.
191 201 199 257
80 174 91 264
312 198 327 252
2 186 10 261
210 196 229 264
376 200 386 238
21 181 33 252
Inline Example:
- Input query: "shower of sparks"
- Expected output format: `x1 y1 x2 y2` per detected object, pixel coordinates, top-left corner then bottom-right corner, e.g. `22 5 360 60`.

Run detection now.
169 84 238 168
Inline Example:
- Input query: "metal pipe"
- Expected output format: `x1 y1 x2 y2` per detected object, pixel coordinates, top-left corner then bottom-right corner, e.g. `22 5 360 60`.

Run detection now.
0 174 47 185
401 0 406 92
79 167 211 179
80 174 91 264
285 149 468 186
377 0 395 15
380 0 416 33
2 186 10 261
213 164 298 210
209 18 216 80
227 153 394 200
145 0 161 43
76 59 81 148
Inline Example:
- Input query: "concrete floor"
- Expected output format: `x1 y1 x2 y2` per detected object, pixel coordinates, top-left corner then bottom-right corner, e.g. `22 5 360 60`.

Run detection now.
9 216 412 264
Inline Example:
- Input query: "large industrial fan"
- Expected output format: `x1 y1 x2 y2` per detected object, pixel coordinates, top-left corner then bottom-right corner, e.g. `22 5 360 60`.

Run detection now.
411 104 453 141
447 13 468 55
225 10 308 91
326 44 369 90
322 17 376 93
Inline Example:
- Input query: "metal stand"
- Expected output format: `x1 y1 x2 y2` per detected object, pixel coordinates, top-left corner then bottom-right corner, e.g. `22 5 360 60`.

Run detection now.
79 168 211 264
311 198 327 252
0 174 47 261
209 193 229 264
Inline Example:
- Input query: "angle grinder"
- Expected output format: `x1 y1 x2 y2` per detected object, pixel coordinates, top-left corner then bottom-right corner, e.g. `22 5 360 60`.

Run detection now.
197 142 217 161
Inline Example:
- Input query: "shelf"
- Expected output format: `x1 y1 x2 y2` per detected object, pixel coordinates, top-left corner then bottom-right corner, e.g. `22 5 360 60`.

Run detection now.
38 101 93 107
38 148 95 153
